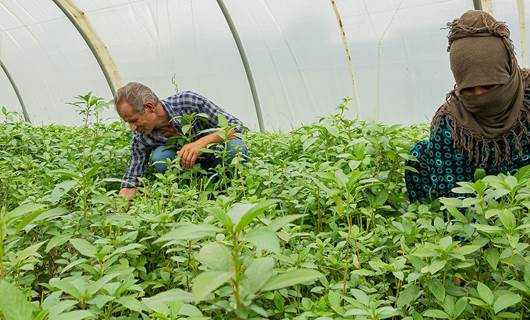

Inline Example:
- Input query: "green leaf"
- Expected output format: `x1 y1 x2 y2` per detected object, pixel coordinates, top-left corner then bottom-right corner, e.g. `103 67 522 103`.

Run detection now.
46 234 72 253
16 241 46 263
116 296 145 313
142 289 193 314
87 273 120 296
267 214 305 232
477 282 494 305
155 223 220 244
234 200 277 231
42 295 77 318
328 290 344 315
454 297 468 318
525 264 530 287
426 279 445 302
49 278 83 301
50 180 77 203
242 227 280 254
6 203 46 224
429 260 447 274
446 206 469 224
412 247 437 258
350 289 370 306
498 209 516 231
439 197 463 207
514 164 530 180
179 304 203 317
242 257 274 294
33 310 48 320
197 242 233 271
53 310 93 320
15 207 50 232
227 203 254 226
206 207 232 230
82 165 101 181
485 209 502 219
397 285 420 309
70 239 97 258
61 258 88 274
0 281 34 320
377 306 396 318
472 224 504 234
89 294 114 309
456 245 481 255
439 236 452 250
334 169 348 188
505 280 530 295
442 296 455 317
107 243 144 259
192 271 233 302
334 196 344 215
474 168 487 180
493 292 521 314
484 247 500 270
423 309 450 318
262 269 322 291
344 309 369 316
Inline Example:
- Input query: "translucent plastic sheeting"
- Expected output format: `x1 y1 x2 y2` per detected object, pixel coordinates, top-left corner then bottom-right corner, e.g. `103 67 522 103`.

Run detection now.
224 0 354 130
0 0 112 125
75 0 260 130
1 0 528 130
336 0 475 125
490 0 530 68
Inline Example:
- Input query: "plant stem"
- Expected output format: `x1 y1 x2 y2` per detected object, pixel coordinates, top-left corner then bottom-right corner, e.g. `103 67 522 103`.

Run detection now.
186 240 192 290
342 213 353 300
316 187 322 232
232 232 242 311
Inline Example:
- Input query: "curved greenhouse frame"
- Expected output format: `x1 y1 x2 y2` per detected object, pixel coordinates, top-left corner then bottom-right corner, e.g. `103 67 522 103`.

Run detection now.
0 0 528 129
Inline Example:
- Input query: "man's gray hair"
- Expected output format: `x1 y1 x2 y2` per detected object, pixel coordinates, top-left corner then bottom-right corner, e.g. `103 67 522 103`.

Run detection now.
114 82 160 113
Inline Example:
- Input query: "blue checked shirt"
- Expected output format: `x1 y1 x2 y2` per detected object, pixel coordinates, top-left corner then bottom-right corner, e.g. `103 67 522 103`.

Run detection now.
121 91 244 188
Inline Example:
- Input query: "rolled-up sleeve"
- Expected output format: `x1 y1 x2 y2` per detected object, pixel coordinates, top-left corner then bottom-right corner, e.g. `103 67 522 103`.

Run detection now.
121 134 152 188
202 94 244 133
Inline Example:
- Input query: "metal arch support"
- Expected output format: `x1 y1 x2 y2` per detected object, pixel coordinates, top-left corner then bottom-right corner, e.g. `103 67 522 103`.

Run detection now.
216 0 265 132
473 0 494 14
517 0 528 68
0 58 30 122
330 0 361 116
480 0 494 14
52 0 122 96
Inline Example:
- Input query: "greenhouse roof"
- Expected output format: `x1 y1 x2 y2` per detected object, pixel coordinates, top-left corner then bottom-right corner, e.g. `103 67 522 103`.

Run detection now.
0 0 528 130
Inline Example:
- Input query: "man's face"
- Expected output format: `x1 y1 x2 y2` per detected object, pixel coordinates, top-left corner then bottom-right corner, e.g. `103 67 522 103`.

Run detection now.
118 102 160 135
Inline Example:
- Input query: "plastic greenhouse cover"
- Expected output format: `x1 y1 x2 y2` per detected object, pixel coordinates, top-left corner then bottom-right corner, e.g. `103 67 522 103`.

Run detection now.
0 0 528 130
0 0 111 125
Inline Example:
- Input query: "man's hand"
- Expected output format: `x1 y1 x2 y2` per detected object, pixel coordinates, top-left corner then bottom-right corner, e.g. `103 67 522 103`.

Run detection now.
119 187 137 199
177 141 204 169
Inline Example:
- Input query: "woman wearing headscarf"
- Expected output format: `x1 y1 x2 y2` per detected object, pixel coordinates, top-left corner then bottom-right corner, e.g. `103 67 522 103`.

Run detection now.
406 10 530 202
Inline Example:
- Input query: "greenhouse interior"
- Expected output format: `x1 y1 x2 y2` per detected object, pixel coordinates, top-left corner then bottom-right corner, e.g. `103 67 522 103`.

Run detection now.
1 0 530 319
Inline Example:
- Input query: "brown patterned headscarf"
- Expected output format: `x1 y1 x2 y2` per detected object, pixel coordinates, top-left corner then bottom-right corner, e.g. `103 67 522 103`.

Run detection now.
432 10 530 166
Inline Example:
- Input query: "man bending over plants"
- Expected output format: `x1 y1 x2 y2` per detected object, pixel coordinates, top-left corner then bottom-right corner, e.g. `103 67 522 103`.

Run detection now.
115 82 247 199
405 10 530 202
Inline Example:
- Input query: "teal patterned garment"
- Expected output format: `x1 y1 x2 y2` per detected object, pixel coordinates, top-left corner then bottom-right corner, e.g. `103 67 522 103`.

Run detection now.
405 90 530 203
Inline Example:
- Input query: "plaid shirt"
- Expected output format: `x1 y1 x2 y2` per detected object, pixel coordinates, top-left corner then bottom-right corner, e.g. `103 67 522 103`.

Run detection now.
121 91 244 188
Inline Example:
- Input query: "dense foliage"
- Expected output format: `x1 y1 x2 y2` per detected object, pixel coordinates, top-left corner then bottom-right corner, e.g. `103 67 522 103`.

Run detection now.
0 100 529 319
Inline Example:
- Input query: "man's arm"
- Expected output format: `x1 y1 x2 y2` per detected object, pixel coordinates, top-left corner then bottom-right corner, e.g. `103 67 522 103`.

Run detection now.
174 92 243 169
120 134 151 197
177 128 236 169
